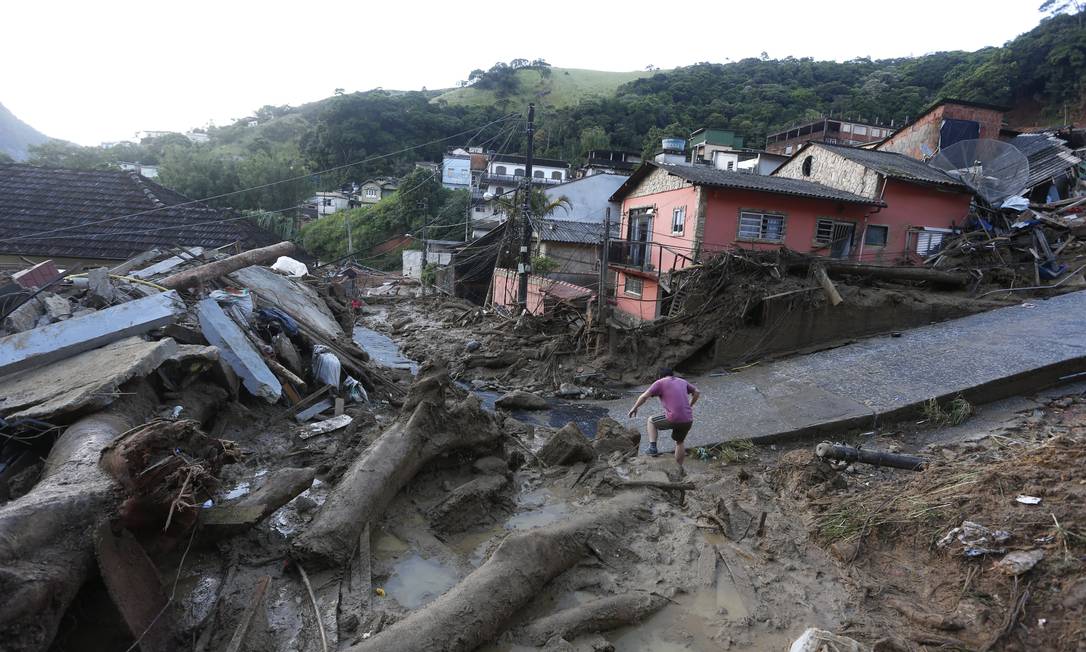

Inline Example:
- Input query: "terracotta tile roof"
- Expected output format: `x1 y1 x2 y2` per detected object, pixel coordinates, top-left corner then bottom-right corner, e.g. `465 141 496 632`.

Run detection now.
611 162 884 206
0 164 278 260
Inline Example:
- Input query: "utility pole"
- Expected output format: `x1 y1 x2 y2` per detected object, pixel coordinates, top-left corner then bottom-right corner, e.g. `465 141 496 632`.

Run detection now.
595 206 611 357
517 103 535 312
419 200 428 296
345 217 353 262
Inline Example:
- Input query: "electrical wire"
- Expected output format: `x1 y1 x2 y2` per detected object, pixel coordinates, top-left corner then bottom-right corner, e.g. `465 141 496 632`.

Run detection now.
2 113 520 245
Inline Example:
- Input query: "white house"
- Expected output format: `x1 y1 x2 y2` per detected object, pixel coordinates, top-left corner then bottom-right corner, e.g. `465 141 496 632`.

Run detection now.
313 191 351 216
117 162 159 178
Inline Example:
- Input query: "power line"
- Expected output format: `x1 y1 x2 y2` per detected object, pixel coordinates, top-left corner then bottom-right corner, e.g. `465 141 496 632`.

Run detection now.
2 113 519 245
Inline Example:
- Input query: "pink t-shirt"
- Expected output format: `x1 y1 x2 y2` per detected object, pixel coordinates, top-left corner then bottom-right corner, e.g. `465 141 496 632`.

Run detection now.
647 376 697 423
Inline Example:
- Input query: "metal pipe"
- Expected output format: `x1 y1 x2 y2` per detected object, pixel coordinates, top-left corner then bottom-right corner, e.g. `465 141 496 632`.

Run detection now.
815 442 926 471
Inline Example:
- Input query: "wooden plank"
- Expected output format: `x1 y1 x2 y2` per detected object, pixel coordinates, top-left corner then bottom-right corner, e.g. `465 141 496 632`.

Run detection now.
224 576 271 652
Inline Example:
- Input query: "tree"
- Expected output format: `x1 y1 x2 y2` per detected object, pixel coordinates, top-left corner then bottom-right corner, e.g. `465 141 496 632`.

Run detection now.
0 152 13 164
1039 0 1085 20
26 140 110 169
491 187 572 221
578 126 611 157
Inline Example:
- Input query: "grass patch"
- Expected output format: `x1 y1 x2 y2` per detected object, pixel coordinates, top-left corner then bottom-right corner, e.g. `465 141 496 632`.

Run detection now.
922 395 974 427
692 439 755 463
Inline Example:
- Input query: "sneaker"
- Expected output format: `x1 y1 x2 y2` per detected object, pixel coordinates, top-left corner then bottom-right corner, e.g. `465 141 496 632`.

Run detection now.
646 443 659 456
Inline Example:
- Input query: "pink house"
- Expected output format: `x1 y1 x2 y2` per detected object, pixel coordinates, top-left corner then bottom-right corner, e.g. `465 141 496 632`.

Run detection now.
608 155 971 322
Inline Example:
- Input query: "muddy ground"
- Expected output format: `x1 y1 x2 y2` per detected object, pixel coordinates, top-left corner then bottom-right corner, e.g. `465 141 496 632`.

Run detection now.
39 294 1085 652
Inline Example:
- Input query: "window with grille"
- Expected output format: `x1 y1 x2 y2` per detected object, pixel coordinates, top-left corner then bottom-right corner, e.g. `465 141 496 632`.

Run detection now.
672 206 686 234
624 276 643 296
815 218 834 243
865 225 889 246
738 211 785 242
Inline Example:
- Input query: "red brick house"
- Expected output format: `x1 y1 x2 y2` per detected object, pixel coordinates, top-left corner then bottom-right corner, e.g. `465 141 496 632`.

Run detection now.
774 142 974 264
878 98 1008 160
608 163 883 321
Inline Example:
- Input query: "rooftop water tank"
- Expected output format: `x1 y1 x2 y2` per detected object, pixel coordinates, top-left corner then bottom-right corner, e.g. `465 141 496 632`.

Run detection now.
661 137 685 151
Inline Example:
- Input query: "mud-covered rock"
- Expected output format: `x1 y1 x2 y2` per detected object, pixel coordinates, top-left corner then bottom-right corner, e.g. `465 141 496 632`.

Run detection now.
472 456 510 476
428 475 510 533
495 390 548 410
592 417 640 457
538 422 595 466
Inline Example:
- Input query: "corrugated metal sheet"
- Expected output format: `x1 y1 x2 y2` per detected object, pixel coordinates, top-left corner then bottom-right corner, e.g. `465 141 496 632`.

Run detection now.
1010 133 1082 189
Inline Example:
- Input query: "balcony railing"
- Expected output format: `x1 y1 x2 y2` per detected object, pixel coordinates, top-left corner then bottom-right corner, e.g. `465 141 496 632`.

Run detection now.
608 239 695 286
482 172 565 186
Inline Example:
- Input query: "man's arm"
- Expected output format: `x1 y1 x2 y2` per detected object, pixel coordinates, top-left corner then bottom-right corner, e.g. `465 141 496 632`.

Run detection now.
628 391 652 418
690 388 701 407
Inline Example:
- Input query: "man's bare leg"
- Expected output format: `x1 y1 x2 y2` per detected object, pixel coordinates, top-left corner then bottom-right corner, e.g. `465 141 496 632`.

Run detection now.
646 417 658 445
675 442 686 467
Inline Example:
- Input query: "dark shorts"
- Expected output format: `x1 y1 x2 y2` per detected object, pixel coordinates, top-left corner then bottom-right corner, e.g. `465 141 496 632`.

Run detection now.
651 415 693 443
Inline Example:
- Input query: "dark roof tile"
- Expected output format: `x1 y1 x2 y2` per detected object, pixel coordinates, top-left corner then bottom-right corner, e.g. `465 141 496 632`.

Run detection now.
810 143 967 188
0 164 278 260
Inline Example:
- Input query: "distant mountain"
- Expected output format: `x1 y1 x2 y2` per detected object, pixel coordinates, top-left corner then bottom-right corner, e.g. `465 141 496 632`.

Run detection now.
0 102 48 161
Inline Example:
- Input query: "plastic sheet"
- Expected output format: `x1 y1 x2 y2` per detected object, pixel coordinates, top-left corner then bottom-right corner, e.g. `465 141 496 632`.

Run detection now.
311 344 341 387
271 256 309 278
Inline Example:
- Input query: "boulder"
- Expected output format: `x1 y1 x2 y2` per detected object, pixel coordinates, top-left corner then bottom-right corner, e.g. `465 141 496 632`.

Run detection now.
538 423 595 466
472 456 510 476
495 390 548 410
592 417 640 457
995 549 1044 576
39 293 71 321
2 298 44 334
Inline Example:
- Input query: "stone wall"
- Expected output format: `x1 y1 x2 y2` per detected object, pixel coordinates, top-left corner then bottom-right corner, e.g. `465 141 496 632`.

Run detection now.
775 145 882 199
628 167 690 200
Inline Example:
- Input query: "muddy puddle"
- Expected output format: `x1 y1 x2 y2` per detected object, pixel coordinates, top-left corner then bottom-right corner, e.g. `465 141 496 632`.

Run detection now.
353 325 419 374
467 387 611 438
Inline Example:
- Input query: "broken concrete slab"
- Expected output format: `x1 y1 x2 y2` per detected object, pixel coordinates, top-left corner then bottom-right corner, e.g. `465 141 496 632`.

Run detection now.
0 337 178 419
0 290 185 378
39 293 71 321
109 249 162 275
229 265 344 341
2 297 44 334
128 247 204 279
84 267 115 308
196 298 281 403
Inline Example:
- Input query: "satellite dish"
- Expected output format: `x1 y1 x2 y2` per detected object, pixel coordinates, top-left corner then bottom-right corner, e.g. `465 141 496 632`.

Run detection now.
931 139 1029 206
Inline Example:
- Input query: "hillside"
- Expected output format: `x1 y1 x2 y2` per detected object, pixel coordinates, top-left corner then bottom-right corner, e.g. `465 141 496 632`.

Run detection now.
432 67 658 109
0 102 48 161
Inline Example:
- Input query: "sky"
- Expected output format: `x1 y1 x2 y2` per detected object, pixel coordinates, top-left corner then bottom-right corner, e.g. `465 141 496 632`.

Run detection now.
2 0 1047 146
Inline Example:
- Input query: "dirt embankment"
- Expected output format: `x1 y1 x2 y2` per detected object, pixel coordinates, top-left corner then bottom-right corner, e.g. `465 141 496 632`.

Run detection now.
771 395 1086 651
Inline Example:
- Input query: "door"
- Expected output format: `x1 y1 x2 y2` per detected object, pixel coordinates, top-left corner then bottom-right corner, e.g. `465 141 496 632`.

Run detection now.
627 210 653 268
829 222 855 259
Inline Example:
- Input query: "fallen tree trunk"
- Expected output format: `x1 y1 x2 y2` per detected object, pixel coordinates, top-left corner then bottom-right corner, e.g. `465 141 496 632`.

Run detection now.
348 492 647 652
519 592 669 645
158 241 295 290
790 258 971 286
292 365 501 567
0 386 154 651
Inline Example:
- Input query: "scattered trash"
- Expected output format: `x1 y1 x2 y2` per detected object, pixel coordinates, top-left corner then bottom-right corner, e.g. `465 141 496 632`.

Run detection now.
270 256 309 278
938 521 1012 556
311 344 343 388
1016 495 1042 505
789 627 869 652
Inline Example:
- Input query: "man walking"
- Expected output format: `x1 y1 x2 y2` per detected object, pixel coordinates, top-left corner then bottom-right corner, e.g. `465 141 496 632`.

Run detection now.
627 368 700 467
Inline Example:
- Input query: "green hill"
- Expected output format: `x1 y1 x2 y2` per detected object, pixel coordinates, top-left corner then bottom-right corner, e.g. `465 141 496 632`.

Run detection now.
432 67 659 109
0 102 48 161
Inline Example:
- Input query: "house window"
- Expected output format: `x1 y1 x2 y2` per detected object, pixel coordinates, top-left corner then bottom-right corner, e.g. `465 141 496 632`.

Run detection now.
854 125 868 136
495 165 507 175
738 211 785 242
726 161 734 171
322 198 333 207
842 123 853 133
915 228 951 256
802 155 813 176
533 170 544 178
672 206 686 234
815 218 834 244
474 205 485 212
624 275 643 296
514 168 525 176
365 188 378 198
865 225 889 246
551 171 562 180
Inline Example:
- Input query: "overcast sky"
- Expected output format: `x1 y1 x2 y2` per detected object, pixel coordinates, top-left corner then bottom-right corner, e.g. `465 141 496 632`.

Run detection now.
2 0 1046 146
